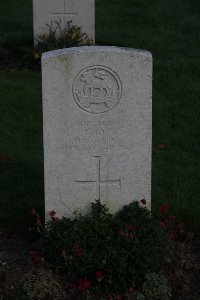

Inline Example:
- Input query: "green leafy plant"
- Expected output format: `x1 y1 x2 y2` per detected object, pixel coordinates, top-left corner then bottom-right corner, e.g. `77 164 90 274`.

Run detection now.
135 272 172 300
30 200 174 299
34 20 93 61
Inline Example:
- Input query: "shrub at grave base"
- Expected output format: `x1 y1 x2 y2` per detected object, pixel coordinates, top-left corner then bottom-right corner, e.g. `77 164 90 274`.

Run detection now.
32 200 172 298
34 20 93 60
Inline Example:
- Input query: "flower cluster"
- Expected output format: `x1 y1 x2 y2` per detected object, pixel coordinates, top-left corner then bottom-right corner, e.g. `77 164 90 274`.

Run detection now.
68 271 105 295
60 244 84 267
29 250 45 268
72 243 84 257
77 277 90 294
31 208 42 228
140 198 147 205
159 202 184 240
116 198 146 240
49 209 57 223
160 203 169 214
95 271 104 282
0 154 6 162
155 143 166 150
32 199 179 299
126 224 138 231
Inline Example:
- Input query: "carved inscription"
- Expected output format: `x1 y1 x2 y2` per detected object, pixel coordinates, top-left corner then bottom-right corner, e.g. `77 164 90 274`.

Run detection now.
64 120 135 153
73 66 122 114
75 156 121 200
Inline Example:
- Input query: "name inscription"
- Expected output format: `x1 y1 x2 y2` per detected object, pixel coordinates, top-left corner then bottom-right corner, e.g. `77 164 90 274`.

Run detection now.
64 119 134 153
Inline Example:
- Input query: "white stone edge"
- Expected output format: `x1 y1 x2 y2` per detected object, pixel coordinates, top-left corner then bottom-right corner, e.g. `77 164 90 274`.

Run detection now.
42 46 152 60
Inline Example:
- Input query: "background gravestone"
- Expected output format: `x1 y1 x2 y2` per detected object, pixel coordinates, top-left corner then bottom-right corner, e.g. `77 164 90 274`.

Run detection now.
42 46 152 219
33 0 95 43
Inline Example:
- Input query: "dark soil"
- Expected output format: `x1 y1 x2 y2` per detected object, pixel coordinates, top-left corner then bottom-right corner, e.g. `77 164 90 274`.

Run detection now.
0 229 33 299
0 229 199 299
168 233 200 300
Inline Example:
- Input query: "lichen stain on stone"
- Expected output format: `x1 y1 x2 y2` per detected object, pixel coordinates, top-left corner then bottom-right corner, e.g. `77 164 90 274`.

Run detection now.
57 55 74 77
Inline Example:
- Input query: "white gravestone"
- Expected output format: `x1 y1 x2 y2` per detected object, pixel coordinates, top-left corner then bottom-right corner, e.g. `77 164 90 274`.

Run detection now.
42 46 152 220
33 0 95 43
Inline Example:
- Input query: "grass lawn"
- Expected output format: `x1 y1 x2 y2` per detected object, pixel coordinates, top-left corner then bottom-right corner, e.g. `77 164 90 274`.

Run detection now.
0 0 33 46
0 0 200 230
0 71 43 226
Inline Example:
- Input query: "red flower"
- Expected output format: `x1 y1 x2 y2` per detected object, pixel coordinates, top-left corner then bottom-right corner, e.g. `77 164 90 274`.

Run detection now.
72 244 84 257
50 210 56 218
29 250 37 262
31 208 36 215
78 278 90 294
160 203 169 214
169 215 176 224
0 155 6 162
107 294 113 300
38 256 45 267
95 271 104 282
177 222 184 231
140 198 147 205
168 231 176 240
49 210 58 222
60 250 66 257
115 295 122 300
117 230 128 239
126 224 137 231
160 222 165 229
51 216 58 223
127 287 137 294
155 143 166 149
36 217 41 226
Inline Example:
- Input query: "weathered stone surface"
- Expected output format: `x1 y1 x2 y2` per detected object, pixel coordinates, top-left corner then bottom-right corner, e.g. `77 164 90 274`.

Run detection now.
42 46 152 220
33 0 95 43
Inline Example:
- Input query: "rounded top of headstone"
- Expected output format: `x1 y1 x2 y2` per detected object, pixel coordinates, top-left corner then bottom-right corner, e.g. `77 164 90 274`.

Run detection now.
42 46 152 60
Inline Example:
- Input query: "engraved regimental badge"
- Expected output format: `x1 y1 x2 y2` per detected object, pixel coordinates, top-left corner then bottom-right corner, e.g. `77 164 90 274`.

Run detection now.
73 66 122 114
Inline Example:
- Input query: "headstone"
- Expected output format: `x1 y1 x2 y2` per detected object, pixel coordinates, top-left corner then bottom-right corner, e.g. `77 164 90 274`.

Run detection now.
33 0 95 43
42 46 152 220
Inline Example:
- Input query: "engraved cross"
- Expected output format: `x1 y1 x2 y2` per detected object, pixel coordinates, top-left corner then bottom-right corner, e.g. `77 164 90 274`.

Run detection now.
51 0 77 25
75 156 121 200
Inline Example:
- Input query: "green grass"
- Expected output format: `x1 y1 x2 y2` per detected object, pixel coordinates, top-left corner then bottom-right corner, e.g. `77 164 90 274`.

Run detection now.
0 71 43 226
0 0 33 46
0 0 200 230
96 0 200 230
